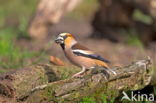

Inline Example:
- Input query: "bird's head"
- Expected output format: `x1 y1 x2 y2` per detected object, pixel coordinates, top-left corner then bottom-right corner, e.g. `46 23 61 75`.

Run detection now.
55 33 77 48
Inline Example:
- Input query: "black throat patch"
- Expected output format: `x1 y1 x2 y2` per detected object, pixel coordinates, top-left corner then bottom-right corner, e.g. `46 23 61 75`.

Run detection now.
60 43 65 50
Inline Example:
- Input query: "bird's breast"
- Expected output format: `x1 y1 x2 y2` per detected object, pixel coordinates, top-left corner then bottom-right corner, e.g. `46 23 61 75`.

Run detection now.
64 49 96 68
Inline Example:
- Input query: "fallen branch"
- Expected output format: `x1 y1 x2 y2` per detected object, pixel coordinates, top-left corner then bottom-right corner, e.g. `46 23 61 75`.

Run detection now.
18 58 152 103
0 58 153 103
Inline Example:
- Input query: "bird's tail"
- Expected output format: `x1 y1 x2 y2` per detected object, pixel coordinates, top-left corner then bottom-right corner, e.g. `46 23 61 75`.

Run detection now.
95 60 116 77
95 60 109 68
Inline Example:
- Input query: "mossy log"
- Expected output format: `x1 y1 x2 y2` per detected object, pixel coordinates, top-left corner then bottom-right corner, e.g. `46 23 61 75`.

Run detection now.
0 64 79 99
0 58 153 103
16 58 152 103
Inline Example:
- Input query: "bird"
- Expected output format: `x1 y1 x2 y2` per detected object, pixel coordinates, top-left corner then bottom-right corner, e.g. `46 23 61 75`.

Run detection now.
55 33 116 78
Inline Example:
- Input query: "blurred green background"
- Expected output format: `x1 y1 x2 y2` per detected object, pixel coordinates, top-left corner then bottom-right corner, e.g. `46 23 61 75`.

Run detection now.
0 0 36 71
0 0 99 71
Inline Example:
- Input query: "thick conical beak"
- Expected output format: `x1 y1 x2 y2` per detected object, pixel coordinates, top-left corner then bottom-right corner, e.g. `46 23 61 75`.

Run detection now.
55 36 64 44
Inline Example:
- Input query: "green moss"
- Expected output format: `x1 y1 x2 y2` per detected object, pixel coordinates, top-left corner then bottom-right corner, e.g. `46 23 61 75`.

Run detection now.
78 80 118 103
75 92 81 98
79 93 115 103
38 71 49 84
151 66 156 85
51 65 80 79
79 96 96 103
42 86 57 101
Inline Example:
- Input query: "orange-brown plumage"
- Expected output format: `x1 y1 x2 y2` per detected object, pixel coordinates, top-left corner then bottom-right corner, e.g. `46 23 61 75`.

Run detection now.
95 60 109 68
72 43 90 50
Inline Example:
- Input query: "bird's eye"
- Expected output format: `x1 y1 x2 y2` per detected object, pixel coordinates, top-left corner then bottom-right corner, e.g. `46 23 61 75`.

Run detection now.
63 35 68 40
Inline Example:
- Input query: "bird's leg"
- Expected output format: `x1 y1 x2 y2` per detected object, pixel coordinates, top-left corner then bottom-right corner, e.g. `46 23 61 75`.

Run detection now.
72 67 86 78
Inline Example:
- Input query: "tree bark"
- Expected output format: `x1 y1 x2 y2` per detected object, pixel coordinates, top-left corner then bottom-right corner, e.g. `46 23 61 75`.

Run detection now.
0 58 153 103
0 65 54 98
28 0 82 39
0 64 80 99
18 58 152 103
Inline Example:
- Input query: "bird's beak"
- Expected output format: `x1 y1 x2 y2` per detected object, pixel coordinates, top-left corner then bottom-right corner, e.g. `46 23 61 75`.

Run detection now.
55 36 64 44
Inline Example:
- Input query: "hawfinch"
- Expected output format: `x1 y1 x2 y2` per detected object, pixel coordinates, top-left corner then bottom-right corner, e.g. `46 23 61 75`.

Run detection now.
55 33 115 77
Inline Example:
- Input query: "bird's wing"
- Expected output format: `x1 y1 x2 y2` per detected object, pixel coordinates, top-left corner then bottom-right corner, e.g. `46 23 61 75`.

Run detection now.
71 43 110 63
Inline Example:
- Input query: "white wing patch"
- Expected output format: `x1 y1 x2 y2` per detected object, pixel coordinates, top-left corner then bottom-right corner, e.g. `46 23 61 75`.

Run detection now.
72 49 110 63
72 49 92 55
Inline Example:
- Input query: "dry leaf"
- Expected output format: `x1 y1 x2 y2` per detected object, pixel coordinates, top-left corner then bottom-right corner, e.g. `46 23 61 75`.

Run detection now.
50 56 66 66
